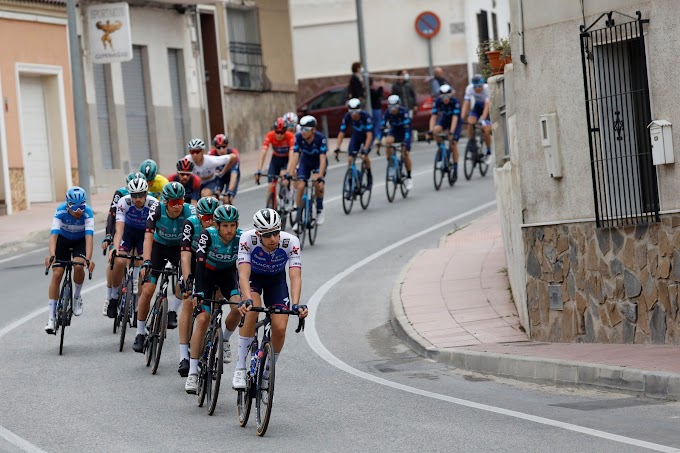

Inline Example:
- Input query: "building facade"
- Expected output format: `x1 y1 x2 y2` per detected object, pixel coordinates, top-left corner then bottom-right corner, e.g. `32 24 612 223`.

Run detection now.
492 0 680 344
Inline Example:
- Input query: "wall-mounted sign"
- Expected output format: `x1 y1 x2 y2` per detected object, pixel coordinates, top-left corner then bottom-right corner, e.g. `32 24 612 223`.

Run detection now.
88 2 132 64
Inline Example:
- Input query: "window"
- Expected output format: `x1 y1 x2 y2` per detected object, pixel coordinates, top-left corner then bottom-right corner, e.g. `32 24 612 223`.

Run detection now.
477 9 489 44
168 49 188 156
227 6 270 91
308 88 347 111
491 13 498 40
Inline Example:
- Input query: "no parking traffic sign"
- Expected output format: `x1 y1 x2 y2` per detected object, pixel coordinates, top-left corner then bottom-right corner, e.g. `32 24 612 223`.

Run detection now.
415 11 441 39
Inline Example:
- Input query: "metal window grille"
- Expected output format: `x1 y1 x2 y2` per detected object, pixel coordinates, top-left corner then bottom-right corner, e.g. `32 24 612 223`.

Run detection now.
227 6 270 92
580 11 659 228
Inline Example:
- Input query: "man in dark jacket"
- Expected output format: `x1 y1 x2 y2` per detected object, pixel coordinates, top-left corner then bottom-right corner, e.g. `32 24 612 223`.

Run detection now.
348 61 365 101
369 77 384 140
391 70 417 117
429 67 449 97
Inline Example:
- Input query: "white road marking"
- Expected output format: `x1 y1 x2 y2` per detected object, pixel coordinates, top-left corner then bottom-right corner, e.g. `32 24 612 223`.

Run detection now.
304 202 680 453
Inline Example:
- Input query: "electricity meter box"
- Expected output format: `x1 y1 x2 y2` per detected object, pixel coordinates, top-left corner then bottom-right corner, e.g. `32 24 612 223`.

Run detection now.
539 113 562 178
648 120 674 165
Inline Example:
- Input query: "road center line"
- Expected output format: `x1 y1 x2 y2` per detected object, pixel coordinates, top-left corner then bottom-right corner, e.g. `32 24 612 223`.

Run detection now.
304 202 679 453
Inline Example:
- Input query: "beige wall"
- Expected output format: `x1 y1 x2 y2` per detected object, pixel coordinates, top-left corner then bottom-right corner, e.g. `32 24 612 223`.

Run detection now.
257 0 296 91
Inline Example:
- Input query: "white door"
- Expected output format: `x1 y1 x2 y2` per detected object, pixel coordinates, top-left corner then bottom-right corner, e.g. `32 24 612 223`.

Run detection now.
19 76 53 202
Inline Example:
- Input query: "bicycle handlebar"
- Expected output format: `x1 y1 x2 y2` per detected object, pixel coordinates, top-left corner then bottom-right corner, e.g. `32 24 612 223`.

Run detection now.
109 249 144 270
45 258 92 279
237 303 307 332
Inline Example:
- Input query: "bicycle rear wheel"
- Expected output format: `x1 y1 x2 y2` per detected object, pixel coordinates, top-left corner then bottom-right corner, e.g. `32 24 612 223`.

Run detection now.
399 161 409 199
385 161 397 202
433 148 444 190
198 354 208 407
207 327 223 415
297 202 306 249
256 341 275 437
342 169 354 215
266 190 276 210
479 144 489 177
447 150 457 186
151 297 168 375
308 200 318 246
59 284 71 356
360 163 371 210
464 140 476 180
237 343 256 427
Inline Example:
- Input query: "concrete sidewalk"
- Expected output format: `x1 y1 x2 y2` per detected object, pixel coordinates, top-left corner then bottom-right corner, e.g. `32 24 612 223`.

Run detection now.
391 210 680 401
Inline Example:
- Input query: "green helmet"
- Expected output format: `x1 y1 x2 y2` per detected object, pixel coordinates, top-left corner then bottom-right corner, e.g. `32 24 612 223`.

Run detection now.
196 196 219 216
126 171 146 183
139 159 158 181
162 181 185 200
214 204 239 223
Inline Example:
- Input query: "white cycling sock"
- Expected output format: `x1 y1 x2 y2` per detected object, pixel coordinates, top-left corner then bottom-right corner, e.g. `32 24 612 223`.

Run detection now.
136 320 146 335
48 299 57 320
170 295 182 312
223 328 234 342
236 335 254 369
263 353 280 380
74 283 82 298
180 344 189 361
133 266 141 282
189 358 199 376
111 287 119 299
106 286 112 299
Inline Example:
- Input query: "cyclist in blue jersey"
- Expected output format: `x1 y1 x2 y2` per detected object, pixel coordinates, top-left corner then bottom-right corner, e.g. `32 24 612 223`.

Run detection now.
334 98 374 188
44 187 96 333
133 182 195 353
185 205 242 394
461 74 492 163
287 115 328 226
378 95 414 190
107 177 158 318
427 84 462 181
232 209 307 389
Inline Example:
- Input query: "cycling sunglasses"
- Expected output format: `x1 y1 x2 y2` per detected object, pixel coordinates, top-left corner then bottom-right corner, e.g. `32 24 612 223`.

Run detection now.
167 199 185 208
300 126 313 132
274 130 286 135
189 149 203 154
260 229 280 238
200 214 214 223
215 145 227 149
349 108 361 114
130 192 147 199
67 203 86 213
178 171 192 176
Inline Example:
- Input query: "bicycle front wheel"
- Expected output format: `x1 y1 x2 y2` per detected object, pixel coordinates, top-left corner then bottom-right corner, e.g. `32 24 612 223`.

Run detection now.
464 141 476 180
433 148 444 190
385 162 397 202
308 200 318 246
151 297 168 375
237 343 256 427
119 279 133 351
207 327 223 415
342 169 354 215
59 284 71 356
479 148 489 177
256 341 275 437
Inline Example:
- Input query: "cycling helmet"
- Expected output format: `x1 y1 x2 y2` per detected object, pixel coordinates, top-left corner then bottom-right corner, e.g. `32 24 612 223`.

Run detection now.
176 158 195 173
299 115 317 129
127 177 148 194
66 186 87 205
139 159 158 181
126 171 145 183
272 117 286 132
253 208 281 232
162 181 185 200
187 138 205 151
347 98 362 110
387 94 401 106
214 204 240 223
284 112 298 125
196 196 219 216
439 84 453 95
213 133 228 147
471 74 485 87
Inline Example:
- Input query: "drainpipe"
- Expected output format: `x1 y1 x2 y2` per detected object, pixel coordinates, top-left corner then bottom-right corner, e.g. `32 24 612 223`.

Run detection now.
518 0 527 64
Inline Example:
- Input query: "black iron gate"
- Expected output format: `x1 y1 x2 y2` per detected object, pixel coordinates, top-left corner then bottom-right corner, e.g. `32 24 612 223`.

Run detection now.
580 11 659 228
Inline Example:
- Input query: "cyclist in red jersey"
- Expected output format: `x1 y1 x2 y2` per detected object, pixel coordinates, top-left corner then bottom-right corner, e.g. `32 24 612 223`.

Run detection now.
209 133 240 204
255 118 295 208
167 158 201 206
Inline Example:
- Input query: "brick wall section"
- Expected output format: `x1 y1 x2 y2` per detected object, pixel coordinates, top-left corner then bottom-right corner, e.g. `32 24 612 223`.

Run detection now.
296 64 469 106
524 216 680 345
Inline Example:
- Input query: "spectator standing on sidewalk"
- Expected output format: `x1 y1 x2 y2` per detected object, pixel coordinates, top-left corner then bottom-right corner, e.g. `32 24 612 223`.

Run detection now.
391 70 417 117
347 61 365 102
429 67 449 97
369 77 384 141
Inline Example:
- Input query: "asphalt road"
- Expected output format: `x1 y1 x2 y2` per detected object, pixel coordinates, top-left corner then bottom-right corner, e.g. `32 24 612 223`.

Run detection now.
1 142 679 453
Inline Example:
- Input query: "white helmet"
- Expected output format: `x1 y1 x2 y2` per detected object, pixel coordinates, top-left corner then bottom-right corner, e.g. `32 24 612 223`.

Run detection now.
284 112 298 125
299 115 317 128
187 138 205 151
387 94 401 106
253 208 281 232
439 84 453 95
127 177 148 194
347 98 362 110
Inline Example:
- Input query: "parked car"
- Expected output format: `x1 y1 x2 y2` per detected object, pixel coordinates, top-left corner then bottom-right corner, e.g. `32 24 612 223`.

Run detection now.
297 84 433 139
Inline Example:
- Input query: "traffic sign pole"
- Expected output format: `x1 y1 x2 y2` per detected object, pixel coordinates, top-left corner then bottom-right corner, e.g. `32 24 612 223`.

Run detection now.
427 39 433 77
414 11 441 79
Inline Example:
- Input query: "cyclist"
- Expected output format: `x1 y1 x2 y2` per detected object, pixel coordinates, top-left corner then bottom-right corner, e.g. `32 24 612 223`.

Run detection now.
185 138 233 198
44 187 96 333
334 98 374 190
232 208 307 389
460 74 492 163
133 182 195 353
427 84 462 181
107 177 158 318
255 118 295 209
178 196 219 377
287 115 328 226
139 159 169 200
185 205 243 394
167 158 201 206
102 171 143 316
284 111 300 134
377 95 413 190
209 133 240 205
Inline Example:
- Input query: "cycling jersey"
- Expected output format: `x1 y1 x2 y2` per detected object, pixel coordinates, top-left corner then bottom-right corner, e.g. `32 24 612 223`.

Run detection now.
115 194 158 229
106 187 128 237
167 173 201 202
339 110 373 135
294 131 327 159
431 97 462 120
148 175 169 198
379 107 411 139
51 203 95 240
146 202 195 246
180 215 203 252
463 83 490 110
196 226 241 270
186 154 232 183
262 131 295 158
209 147 240 173
237 229 301 275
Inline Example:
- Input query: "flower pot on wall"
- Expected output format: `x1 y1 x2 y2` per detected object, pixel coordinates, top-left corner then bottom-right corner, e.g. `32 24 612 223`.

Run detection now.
486 50 504 75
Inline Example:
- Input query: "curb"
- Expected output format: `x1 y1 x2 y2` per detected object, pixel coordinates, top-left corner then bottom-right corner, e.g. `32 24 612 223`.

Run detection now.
389 235 680 402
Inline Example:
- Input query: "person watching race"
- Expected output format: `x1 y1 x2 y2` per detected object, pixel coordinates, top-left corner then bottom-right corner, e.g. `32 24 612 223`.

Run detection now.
168 158 201 206
460 74 492 163
334 98 374 189
232 208 307 390
255 117 295 209
209 133 240 205
427 84 462 182
44 187 96 333
377 95 414 190
287 115 328 226
139 159 169 200
184 138 233 198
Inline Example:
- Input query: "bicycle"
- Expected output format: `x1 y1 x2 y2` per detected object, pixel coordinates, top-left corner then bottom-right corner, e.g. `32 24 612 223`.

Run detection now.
142 262 178 374
334 148 371 214
430 132 457 190
44 257 92 355
256 171 292 231
463 122 490 180
236 304 306 437
110 250 143 352
293 178 319 249
380 142 409 202
194 297 239 415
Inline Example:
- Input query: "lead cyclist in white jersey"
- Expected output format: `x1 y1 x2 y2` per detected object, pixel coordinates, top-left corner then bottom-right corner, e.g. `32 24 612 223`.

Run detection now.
185 138 233 198
460 74 493 163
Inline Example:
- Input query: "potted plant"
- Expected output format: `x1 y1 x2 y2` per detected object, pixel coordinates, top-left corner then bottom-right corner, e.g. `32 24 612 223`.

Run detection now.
496 37 512 70
476 40 493 79
477 38 512 77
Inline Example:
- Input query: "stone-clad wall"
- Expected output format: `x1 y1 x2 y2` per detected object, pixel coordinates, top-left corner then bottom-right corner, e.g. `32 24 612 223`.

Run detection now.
524 215 680 344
